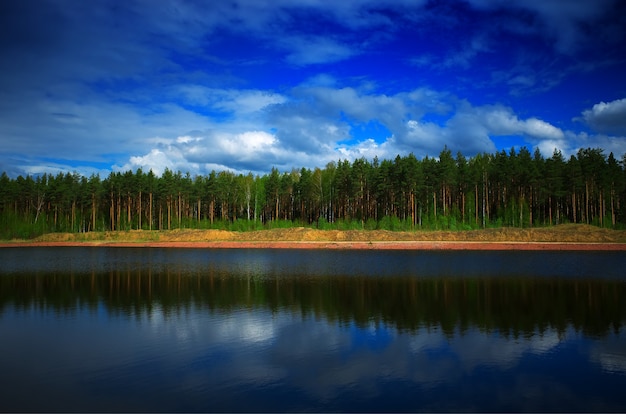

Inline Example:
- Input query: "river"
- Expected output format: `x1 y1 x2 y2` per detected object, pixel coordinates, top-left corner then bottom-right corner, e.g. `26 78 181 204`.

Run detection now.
1 247 625 412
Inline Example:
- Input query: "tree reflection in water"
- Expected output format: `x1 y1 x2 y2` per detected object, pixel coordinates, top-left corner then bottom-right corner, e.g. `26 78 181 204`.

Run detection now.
2 269 624 338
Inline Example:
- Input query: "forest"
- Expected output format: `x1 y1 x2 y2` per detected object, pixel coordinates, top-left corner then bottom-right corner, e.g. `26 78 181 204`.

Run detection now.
1 146 625 239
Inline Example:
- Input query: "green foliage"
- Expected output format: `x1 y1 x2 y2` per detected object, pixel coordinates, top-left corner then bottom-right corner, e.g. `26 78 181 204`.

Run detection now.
364 218 378 230
265 219 294 230
378 215 411 231
1 145 625 239
0 211 47 239
316 217 334 230
230 219 264 232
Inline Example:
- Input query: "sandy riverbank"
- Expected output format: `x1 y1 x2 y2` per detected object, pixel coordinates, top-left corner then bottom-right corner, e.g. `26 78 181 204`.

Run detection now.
2 240 626 250
2 224 626 250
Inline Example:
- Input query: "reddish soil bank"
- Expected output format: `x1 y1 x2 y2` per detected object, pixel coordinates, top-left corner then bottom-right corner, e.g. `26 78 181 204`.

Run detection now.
1 241 626 250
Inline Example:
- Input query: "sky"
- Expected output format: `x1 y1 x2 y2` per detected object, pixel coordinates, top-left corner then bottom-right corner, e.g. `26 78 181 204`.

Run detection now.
1 0 625 178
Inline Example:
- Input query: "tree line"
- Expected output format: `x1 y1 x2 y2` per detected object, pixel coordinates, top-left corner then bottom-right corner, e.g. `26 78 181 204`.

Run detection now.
1 146 625 238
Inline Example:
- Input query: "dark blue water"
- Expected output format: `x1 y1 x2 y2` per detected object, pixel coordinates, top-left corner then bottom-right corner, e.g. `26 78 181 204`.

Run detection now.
1 247 625 412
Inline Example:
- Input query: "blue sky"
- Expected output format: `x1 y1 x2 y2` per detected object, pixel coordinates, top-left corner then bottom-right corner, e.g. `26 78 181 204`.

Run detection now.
1 0 625 177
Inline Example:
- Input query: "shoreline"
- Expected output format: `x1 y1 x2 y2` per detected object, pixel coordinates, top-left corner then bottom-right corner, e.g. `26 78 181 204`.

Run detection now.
2 240 626 250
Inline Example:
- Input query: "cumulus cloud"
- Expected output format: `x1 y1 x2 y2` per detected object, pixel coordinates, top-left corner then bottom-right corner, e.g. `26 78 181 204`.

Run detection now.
112 86 579 176
337 138 393 161
561 131 626 159
266 85 456 157
582 98 626 135
523 118 564 140
117 147 191 177
396 103 564 157
474 105 563 140
446 103 569 157
118 128 325 176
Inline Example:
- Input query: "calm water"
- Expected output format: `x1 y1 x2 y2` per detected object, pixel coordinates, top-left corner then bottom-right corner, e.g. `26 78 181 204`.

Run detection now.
1 247 626 412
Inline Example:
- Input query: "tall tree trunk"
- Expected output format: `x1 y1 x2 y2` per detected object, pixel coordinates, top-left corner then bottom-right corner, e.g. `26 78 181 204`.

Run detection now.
442 186 446 216
127 194 131 229
138 191 142 230
91 193 96 232
482 171 487 228
585 181 590 224
167 197 171 230
117 194 121 231
611 187 616 227
461 191 465 224
600 191 605 227
34 192 45 224
549 197 553 225
529 188 533 227
178 193 182 228
475 185 479 225
110 192 115 231
198 198 202 225
411 192 415 227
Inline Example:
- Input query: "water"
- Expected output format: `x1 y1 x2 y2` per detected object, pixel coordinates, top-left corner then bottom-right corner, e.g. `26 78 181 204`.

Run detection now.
1 247 625 412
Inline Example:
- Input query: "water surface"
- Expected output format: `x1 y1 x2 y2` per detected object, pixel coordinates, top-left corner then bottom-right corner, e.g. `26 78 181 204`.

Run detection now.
1 247 625 412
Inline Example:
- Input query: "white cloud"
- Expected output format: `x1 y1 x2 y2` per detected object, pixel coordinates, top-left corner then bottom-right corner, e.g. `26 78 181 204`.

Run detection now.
119 128 326 176
399 103 563 157
563 130 626 158
2 0 624 178
337 138 392 161
293 89 564 160
536 140 568 159
219 91 287 114
175 85 216 107
9 73 618 180
523 118 564 140
529 128 626 161
582 98 626 135
442 111 496 155
175 86 288 115
281 36 357 66
176 135 200 144
403 120 446 152
117 147 192 177
474 105 564 141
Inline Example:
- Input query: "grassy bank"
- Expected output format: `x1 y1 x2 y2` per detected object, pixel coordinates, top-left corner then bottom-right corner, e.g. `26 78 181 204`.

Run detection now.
4 224 625 244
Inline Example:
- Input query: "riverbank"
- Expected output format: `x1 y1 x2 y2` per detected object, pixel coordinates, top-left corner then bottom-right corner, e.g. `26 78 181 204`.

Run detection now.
1 224 626 250
2 240 625 250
